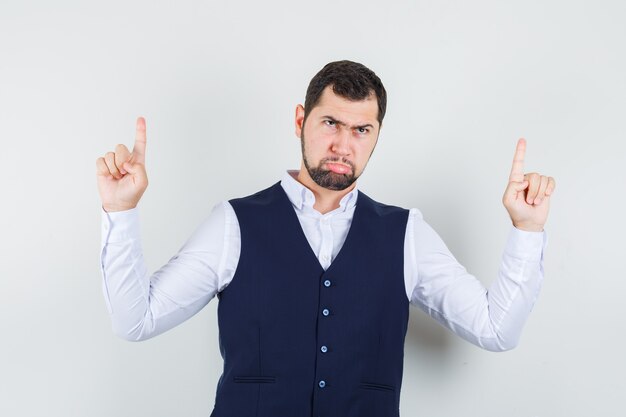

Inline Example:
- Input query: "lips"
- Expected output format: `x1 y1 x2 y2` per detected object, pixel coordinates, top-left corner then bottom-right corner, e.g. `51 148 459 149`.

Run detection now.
325 162 352 174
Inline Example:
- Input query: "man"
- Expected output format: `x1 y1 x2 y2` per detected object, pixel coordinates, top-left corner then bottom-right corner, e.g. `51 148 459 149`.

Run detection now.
96 60 555 417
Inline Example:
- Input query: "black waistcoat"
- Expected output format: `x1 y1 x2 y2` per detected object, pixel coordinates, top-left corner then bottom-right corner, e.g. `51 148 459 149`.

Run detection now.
210 182 410 417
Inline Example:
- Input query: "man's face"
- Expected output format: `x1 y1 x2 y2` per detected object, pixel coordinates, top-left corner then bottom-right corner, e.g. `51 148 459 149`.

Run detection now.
295 86 380 191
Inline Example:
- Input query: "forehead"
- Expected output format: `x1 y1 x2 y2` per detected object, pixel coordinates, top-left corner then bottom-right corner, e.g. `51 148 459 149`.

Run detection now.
310 86 379 125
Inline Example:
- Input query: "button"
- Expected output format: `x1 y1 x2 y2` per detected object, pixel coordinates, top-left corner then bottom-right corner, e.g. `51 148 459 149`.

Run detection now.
318 380 326 388
323 280 331 287
322 308 330 316
320 345 328 353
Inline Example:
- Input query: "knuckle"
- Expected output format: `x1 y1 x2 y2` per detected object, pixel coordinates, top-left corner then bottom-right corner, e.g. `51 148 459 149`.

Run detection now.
108 162 119 172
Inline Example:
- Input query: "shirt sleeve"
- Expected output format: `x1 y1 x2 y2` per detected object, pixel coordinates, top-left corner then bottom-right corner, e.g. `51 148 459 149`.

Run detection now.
99 202 241 341
405 208 547 352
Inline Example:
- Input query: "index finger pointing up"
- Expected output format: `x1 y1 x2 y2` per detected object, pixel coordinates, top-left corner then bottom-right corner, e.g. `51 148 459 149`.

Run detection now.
132 116 147 164
509 138 526 182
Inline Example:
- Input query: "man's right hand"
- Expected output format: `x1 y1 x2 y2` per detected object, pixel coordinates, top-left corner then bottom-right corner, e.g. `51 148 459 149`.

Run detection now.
96 117 149 212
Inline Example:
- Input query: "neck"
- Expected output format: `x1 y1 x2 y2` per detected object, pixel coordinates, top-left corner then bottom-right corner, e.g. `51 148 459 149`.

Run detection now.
294 162 356 215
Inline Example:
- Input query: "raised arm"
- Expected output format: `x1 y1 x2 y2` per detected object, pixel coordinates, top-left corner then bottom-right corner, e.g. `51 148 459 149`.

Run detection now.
96 118 240 341
407 139 554 351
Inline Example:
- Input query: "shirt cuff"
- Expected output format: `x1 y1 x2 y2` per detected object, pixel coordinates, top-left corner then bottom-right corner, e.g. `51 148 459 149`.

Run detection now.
101 206 141 245
504 225 548 262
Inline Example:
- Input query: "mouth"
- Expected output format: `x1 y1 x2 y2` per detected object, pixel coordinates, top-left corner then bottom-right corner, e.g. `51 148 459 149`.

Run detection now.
324 162 352 175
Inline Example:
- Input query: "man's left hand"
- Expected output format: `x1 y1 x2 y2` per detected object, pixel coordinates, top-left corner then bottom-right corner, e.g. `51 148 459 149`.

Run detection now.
502 138 556 232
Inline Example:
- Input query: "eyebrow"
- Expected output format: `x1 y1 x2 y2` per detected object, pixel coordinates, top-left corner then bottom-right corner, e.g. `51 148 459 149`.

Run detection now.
322 115 375 130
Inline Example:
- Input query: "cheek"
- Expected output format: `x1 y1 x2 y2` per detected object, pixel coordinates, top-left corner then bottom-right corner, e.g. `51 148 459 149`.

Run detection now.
354 141 376 162
354 138 374 152
303 135 330 160
309 133 335 151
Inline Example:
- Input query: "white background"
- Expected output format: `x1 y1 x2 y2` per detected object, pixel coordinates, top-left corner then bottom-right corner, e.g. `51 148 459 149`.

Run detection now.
1 0 624 416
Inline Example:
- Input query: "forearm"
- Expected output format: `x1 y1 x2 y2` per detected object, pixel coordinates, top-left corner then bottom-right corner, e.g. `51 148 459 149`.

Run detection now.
483 226 546 350
409 210 547 351
99 204 230 341
430 227 546 351
100 207 156 341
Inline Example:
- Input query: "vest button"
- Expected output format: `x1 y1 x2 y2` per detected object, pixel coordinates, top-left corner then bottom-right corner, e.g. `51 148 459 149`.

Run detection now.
318 380 326 388
320 345 328 353
323 279 331 287
322 308 330 316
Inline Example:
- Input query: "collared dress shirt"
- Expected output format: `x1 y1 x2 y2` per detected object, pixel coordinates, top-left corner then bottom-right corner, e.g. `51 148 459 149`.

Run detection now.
100 170 547 351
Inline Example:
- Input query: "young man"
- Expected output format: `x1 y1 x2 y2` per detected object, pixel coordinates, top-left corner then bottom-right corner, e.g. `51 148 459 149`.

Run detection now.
96 60 555 417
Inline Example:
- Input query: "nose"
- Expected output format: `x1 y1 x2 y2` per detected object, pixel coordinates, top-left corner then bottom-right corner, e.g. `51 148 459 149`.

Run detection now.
331 129 351 156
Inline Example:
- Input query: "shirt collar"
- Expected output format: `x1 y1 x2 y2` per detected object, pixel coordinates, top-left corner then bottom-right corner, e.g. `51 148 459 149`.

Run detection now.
280 169 358 212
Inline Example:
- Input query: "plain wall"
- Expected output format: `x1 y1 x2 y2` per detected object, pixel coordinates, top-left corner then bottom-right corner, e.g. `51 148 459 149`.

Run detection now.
1 0 625 416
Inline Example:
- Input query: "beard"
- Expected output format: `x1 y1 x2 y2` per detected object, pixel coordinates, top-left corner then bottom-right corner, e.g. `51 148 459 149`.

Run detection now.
301 131 358 191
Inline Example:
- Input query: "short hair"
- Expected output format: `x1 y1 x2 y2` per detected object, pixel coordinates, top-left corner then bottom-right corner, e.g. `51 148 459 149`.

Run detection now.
303 60 387 127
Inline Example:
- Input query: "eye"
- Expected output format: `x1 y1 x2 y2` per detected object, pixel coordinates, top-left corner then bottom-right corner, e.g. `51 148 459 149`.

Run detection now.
356 127 369 134
324 120 336 127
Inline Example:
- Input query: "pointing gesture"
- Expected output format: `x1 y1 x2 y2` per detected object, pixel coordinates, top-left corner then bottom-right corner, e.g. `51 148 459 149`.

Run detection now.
131 116 147 166
96 117 149 212
508 137 527 184
502 138 556 232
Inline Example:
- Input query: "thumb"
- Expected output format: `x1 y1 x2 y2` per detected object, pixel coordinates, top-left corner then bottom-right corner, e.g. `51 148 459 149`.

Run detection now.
122 161 135 173
511 180 529 192
122 161 148 188
123 161 145 176
505 180 529 199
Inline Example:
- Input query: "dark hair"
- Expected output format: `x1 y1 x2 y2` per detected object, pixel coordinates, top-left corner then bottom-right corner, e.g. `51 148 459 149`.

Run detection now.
304 60 387 127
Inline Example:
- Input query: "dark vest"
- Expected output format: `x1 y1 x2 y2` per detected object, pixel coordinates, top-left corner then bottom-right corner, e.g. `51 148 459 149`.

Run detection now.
210 182 410 417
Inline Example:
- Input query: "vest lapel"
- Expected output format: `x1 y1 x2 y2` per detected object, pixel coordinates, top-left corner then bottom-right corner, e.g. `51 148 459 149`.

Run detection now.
273 183 365 273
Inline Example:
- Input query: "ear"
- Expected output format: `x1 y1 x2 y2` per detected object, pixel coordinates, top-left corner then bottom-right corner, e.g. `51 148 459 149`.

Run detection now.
295 104 305 138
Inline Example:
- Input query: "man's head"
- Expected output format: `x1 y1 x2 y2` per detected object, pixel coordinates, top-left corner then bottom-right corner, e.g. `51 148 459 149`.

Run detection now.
296 60 387 191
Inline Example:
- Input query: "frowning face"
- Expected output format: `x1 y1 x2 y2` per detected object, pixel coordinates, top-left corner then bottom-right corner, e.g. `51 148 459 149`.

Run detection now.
295 86 380 191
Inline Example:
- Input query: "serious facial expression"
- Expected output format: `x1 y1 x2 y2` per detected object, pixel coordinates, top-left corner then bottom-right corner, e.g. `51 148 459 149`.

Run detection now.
296 86 380 191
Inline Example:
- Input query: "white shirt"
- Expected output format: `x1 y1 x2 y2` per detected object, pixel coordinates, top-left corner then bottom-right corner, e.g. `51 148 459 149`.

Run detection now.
100 170 547 351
